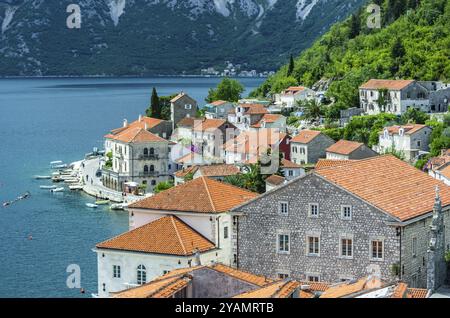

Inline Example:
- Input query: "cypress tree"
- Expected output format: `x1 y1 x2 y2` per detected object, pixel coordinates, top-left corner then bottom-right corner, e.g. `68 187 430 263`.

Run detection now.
150 87 161 119
287 54 295 77
349 13 361 39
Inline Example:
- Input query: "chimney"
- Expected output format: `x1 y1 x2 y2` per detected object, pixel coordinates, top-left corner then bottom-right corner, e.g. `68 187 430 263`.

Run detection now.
123 119 128 127
138 114 143 122
144 122 148 130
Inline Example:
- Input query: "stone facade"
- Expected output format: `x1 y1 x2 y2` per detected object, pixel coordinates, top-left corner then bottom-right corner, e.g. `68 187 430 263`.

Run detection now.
291 134 335 165
232 173 450 288
232 174 400 284
170 93 198 130
326 145 378 161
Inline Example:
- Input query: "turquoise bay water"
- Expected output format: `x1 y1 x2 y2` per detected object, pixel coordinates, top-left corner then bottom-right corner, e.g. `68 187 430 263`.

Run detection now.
0 77 264 298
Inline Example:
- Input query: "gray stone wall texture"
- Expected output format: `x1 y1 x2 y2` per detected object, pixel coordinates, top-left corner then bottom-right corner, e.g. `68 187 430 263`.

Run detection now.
233 174 401 284
348 145 379 160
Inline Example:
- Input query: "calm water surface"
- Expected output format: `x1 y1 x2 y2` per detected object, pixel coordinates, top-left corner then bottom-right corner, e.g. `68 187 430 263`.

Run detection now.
0 77 264 297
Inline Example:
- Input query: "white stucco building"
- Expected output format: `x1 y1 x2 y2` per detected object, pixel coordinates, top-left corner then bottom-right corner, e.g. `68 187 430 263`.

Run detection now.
94 177 258 298
373 124 432 162
274 86 315 108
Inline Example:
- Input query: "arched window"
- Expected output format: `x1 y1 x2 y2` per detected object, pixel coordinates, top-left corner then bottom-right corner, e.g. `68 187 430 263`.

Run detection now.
144 165 149 175
143 148 149 156
137 265 147 285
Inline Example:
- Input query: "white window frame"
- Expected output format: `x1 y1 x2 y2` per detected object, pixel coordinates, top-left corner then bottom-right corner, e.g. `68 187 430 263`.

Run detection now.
306 274 321 282
113 265 121 279
307 236 320 257
341 205 353 220
279 201 289 216
370 239 384 261
309 203 319 218
340 236 354 259
185 104 192 110
277 233 290 255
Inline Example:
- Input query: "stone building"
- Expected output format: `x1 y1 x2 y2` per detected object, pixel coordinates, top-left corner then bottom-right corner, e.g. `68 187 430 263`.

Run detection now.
204 100 235 120
103 125 171 194
373 124 432 162
290 130 335 165
94 177 258 298
326 140 378 160
170 92 198 131
231 156 450 288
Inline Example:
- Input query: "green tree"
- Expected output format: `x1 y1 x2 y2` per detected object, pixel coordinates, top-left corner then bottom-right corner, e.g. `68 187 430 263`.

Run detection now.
349 13 361 39
400 108 430 124
154 181 174 194
224 163 266 194
287 54 295 77
150 88 161 119
391 38 406 73
301 99 325 122
206 78 244 103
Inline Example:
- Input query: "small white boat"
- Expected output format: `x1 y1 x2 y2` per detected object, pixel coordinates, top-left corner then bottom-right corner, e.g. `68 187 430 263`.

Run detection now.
110 203 126 211
52 164 68 169
40 185 57 190
34 175 52 180
51 187 65 193
64 179 80 184
69 185 83 191
50 161 63 165
86 203 98 208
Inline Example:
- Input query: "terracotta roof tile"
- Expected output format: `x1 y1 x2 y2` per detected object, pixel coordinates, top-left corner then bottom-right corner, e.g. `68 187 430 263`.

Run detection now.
107 127 168 143
298 281 331 292
406 288 428 298
316 155 450 221
240 104 269 115
193 118 229 132
360 79 415 90
110 117 165 135
252 114 284 128
391 283 408 298
113 275 191 298
177 117 200 128
174 166 199 178
291 130 322 144
382 124 428 136
223 129 287 154
326 140 364 155
266 175 286 186
96 215 215 256
234 280 300 298
197 164 241 177
128 177 258 213
210 264 273 287
315 159 357 170
439 165 450 179
209 100 228 106
281 158 301 169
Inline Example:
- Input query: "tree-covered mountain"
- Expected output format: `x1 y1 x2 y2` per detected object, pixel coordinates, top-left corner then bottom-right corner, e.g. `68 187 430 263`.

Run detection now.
252 0 450 113
0 0 366 76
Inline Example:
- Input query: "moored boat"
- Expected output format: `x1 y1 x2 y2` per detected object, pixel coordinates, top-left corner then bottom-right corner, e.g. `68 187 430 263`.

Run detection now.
110 203 126 211
40 185 57 190
51 187 65 193
69 185 83 191
86 203 98 208
34 175 52 180
95 200 110 205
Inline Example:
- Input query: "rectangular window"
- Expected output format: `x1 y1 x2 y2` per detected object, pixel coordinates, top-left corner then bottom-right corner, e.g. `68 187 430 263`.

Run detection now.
278 273 289 279
307 236 320 256
412 237 417 257
279 202 289 215
224 226 229 239
309 204 319 218
341 205 352 220
341 238 353 258
288 170 294 177
278 234 290 254
113 265 121 278
307 275 320 282
371 240 384 260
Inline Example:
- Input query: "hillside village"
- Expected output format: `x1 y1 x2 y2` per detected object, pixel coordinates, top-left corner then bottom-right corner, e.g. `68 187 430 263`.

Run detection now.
87 76 450 299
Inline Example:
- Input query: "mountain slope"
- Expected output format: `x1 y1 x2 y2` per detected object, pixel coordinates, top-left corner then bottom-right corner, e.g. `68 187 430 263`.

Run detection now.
0 0 366 76
252 0 450 108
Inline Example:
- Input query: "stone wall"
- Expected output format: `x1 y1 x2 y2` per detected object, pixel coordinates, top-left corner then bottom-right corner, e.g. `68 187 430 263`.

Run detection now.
233 174 400 283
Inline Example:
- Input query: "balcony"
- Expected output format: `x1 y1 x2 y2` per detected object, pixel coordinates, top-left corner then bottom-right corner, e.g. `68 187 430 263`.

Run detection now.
139 171 158 177
138 154 159 160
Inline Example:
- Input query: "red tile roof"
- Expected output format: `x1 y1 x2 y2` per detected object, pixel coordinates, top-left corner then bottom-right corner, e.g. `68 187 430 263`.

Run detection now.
198 164 241 177
382 124 428 136
234 280 300 298
281 158 301 169
326 140 364 155
315 159 357 170
252 114 284 128
209 100 228 106
128 177 258 213
110 116 165 135
266 175 286 186
360 79 415 90
96 215 215 256
193 118 228 132
106 127 168 143
291 130 322 144
112 275 191 298
315 155 450 221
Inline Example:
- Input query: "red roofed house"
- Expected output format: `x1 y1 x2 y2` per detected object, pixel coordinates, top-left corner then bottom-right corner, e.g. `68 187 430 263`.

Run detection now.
290 130 336 164
232 155 450 289
275 86 315 108
204 100 235 120
250 113 287 133
228 103 270 132
359 79 430 115
326 140 378 161
94 177 258 298
102 116 172 194
374 124 432 162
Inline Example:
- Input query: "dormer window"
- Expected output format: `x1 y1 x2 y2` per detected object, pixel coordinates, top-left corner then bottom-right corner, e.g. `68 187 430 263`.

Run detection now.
399 128 405 136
